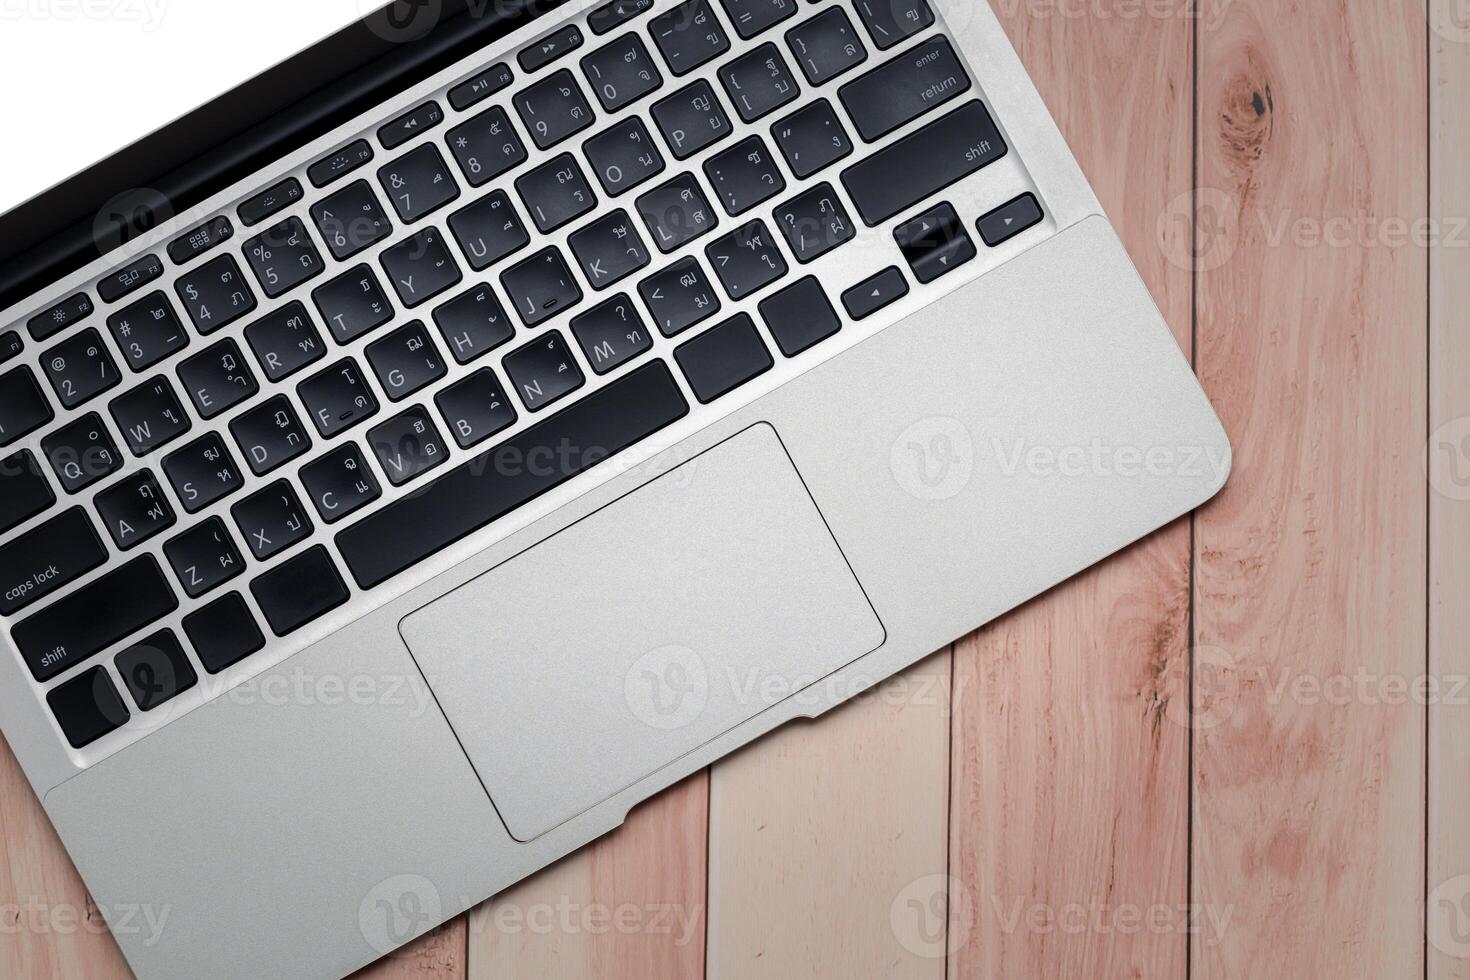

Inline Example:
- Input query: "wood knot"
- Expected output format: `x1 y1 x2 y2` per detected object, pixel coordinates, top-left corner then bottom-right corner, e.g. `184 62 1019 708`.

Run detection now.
1217 53 1276 177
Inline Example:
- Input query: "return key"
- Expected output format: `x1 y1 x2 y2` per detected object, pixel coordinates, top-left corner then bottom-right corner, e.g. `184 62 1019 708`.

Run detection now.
839 36 971 143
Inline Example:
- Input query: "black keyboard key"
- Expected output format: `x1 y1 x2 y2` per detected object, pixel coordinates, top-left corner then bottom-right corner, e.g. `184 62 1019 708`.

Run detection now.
97 254 165 304
43 328 120 409
116 631 197 711
582 34 663 114
378 143 461 223
514 69 596 149
637 173 718 252
584 118 666 197
232 481 312 560
894 201 976 282
108 292 190 370
589 0 654 33
28 292 94 341
42 413 121 493
163 518 243 598
177 338 257 419
435 368 518 449
978 193 1045 246
309 138 375 188
110 377 190 455
0 450 55 534
13 555 178 682
571 294 653 375
168 215 235 265
775 182 855 262
0 367 55 447
243 217 326 298
501 247 583 327
48 667 130 748
446 106 528 187
650 0 730 75
842 101 1007 225
367 322 447 401
95 470 175 550
311 181 394 260
448 61 514 111
0 507 106 616
706 220 788 300
772 99 853 179
674 313 773 402
504 331 585 412
369 406 450 485
842 265 910 320
312 266 395 343
521 23 584 71
300 443 382 523
299 358 381 436
516 154 598 232
381 227 463 307
0 331 21 366
449 191 531 271
840 36 969 143
338 360 688 588
174 256 256 336
569 210 652 289
230 396 311 475
163 434 244 513
719 0 796 39
651 80 732 160
433 284 515 364
853 0 933 49
379 100 445 149
251 546 349 637
244 302 325 382
705 136 786 215
639 257 722 336
720 44 800 122
760 275 840 356
237 177 305 227
183 592 265 673
786 7 867 85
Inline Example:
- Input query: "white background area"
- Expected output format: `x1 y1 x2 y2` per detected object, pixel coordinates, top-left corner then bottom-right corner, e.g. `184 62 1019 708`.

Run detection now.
0 0 373 216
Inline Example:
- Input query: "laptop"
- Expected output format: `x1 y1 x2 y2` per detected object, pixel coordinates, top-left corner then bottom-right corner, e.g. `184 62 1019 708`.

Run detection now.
0 0 1231 976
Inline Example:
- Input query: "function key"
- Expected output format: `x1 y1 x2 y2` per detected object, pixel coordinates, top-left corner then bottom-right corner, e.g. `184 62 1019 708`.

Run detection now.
894 201 976 283
237 177 304 227
774 182 855 263
448 62 514 112
183 592 265 673
588 0 654 34
311 181 394 261
758 275 840 356
446 106 527 188
312 265 395 344
378 101 446 150
368 406 449 485
503 331 585 412
377 144 461 224
47 666 130 748
229 395 311 476
0 330 22 366
852 0 934 50
116 631 198 711
164 517 245 599
0 507 106 616
717 0 797 40
107 292 190 371
27 292 94 342
785 7 867 86
570 294 653 375
242 217 326 299
94 470 176 550
433 284 514 364
244 302 325 382
109 376 190 456
232 480 313 561
434 369 517 449
97 253 165 304
520 23 585 73
514 69 596 150
177 338 258 419
298 358 380 437
250 545 349 637
638 256 721 336
673 312 773 403
977 193 1045 247
380 228 463 308
42 328 120 410
841 265 909 320
41 412 122 493
308 138 375 188
366 322 447 401
168 216 235 265
581 33 664 113
162 433 245 513
650 0 731 76
0 450 56 535
299 442 382 523
651 80 733 160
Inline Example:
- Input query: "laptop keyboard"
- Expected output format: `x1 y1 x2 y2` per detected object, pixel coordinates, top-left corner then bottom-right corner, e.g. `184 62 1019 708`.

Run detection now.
0 0 1050 753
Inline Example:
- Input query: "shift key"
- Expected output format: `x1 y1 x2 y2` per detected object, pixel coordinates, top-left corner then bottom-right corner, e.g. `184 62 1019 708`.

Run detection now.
0 507 106 616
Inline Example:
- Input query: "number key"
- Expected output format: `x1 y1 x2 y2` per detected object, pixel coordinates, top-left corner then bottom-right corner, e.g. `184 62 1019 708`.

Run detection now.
243 217 325 298
107 292 190 371
446 106 528 187
43 327 120 409
174 255 257 334
580 33 664 112
513 68 595 150
310 181 393 260
377 144 461 223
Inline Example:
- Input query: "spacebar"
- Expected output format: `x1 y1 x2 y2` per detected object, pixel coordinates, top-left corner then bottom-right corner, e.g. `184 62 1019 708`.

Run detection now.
337 360 690 589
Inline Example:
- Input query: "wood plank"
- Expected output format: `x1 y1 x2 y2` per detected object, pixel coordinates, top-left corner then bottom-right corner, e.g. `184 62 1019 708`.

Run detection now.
946 2 1195 977
1192 1 1427 976
467 773 707 979
353 920 466 980
1428 12 1470 980
705 654 951 979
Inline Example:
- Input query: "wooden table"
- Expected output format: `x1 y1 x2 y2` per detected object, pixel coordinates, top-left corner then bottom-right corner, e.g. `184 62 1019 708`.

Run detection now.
2 0 1457 975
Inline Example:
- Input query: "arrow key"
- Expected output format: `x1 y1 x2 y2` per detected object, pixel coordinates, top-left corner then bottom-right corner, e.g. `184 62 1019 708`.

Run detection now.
841 266 910 321
978 192 1045 247
894 202 975 285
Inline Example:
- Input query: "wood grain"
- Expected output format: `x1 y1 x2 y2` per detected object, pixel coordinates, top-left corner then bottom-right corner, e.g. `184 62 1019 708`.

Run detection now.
705 654 951 979
1428 12 1469 980
1192 1 1428 976
467 773 707 979
352 921 466 980
946 2 1195 977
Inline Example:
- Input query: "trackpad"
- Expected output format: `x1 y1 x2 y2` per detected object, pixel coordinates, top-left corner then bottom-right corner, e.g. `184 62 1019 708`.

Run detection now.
400 423 885 842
